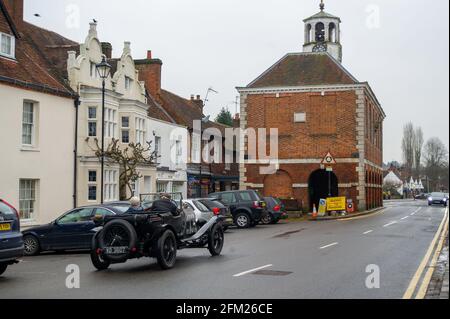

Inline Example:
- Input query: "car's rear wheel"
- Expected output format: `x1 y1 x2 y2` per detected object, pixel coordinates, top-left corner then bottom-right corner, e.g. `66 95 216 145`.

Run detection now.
261 213 273 225
0 263 7 276
23 235 40 256
156 230 177 270
99 219 137 263
91 235 111 271
208 223 224 256
235 212 250 229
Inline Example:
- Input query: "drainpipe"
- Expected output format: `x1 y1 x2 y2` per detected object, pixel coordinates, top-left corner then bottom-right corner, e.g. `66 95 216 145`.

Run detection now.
73 96 80 208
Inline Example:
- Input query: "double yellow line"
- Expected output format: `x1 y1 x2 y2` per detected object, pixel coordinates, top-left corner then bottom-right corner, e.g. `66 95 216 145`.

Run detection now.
402 207 449 299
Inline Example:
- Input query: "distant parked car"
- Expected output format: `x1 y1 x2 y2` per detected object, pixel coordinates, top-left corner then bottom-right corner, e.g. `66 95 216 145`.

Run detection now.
427 193 448 207
0 199 24 276
261 197 288 224
22 205 124 256
196 199 234 230
208 190 267 229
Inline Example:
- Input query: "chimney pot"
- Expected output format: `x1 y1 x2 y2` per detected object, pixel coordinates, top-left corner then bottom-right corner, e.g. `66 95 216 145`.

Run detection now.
196 95 201 100
147 50 152 59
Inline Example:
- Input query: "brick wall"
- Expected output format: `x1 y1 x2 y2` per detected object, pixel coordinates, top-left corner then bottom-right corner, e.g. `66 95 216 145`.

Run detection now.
245 91 359 159
242 88 383 212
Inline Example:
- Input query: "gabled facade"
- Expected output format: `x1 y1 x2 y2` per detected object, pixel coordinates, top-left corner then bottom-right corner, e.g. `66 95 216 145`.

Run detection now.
237 3 385 212
68 23 188 205
0 0 76 226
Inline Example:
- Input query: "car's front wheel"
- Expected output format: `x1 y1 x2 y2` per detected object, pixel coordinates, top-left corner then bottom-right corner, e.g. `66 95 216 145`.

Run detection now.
208 223 224 256
155 230 177 270
235 212 251 229
23 235 40 256
0 263 7 276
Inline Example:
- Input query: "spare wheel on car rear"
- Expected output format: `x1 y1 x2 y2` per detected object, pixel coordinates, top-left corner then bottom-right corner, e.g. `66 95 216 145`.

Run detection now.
98 219 137 262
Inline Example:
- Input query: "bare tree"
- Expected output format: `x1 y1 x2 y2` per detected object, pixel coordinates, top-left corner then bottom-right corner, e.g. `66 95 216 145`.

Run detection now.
413 127 424 176
86 138 158 200
423 137 449 191
401 122 415 175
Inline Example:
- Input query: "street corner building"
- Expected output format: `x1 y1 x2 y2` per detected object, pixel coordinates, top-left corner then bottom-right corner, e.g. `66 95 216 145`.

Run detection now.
237 2 386 212
0 0 77 226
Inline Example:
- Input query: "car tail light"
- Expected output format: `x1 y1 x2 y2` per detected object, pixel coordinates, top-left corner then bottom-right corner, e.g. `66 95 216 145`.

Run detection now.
213 208 221 216
252 201 261 208
96 248 102 255
2 199 20 221
273 205 281 212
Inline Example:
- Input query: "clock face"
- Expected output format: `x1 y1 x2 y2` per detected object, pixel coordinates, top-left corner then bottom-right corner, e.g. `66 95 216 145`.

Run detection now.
313 43 327 52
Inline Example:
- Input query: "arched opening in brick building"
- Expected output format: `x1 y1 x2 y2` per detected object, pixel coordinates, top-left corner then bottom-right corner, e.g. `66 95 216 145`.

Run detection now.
308 169 339 211
263 170 293 199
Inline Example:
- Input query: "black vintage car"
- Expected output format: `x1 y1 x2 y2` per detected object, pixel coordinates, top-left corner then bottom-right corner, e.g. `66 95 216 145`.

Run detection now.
90 193 225 271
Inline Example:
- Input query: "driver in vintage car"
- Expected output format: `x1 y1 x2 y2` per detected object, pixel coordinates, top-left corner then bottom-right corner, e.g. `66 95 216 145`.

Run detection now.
149 193 179 215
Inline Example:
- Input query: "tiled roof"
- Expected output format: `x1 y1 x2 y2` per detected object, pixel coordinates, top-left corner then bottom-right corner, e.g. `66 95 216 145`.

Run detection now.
146 92 176 123
158 89 229 134
0 6 76 97
247 52 358 88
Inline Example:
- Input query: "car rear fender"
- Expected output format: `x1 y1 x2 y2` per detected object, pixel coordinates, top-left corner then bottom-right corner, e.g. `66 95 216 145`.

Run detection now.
181 216 219 243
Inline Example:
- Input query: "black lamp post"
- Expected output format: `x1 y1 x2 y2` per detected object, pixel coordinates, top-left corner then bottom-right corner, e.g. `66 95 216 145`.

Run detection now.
96 56 111 204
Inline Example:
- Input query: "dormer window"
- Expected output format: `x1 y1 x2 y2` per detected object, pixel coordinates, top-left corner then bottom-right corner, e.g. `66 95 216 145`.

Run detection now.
0 32 15 59
125 76 132 90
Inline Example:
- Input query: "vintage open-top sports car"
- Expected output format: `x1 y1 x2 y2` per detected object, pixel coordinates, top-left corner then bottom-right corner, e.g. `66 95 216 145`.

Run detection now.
90 193 225 271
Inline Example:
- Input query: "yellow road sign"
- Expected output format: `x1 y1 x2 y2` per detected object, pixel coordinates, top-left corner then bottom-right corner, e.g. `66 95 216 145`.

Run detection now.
327 197 346 211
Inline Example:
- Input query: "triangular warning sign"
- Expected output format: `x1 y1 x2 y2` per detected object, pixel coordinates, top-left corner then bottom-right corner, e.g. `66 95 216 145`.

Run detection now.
321 152 336 165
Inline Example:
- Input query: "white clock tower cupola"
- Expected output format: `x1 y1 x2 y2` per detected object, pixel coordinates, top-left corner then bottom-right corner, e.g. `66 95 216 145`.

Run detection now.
303 1 343 62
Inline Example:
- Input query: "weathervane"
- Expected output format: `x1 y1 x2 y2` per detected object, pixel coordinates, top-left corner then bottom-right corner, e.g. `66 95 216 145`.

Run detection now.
320 0 325 11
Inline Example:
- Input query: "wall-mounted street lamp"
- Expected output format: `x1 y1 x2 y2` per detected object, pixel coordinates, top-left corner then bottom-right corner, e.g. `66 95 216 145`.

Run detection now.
96 56 112 204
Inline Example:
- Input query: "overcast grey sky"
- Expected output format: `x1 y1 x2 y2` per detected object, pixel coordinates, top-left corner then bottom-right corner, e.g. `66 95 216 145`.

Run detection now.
24 0 449 162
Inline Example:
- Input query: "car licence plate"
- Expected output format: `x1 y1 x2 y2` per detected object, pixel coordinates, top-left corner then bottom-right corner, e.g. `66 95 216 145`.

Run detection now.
104 247 128 255
0 223 11 232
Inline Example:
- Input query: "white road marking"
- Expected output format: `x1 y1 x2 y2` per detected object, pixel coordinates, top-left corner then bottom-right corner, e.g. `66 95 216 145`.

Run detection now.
319 242 339 250
383 221 397 227
401 216 409 220
233 264 273 277
363 230 373 235
411 207 422 216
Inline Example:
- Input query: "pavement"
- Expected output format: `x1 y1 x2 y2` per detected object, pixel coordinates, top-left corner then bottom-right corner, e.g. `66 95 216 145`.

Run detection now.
425 233 449 299
0 200 448 299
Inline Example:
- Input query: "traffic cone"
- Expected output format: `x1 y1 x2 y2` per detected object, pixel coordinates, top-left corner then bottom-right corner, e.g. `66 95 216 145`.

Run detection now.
312 204 318 218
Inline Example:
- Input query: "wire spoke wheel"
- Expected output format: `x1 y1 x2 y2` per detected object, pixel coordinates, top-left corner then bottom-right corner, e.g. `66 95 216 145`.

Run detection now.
156 230 177 270
208 224 224 256
163 236 176 263
104 225 130 247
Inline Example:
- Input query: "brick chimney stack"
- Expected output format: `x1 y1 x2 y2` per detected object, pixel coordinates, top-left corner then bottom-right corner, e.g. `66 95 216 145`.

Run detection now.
191 94 203 111
135 50 162 100
3 0 24 30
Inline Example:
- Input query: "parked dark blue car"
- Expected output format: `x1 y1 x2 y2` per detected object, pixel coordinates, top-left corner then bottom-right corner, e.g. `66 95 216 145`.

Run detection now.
0 199 24 276
22 204 127 256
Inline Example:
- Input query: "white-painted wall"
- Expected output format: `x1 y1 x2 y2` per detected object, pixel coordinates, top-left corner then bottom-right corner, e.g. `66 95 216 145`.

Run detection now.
147 117 188 198
0 84 75 226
